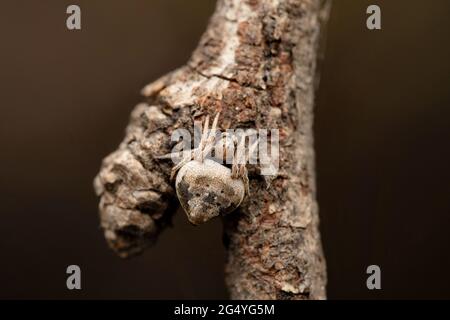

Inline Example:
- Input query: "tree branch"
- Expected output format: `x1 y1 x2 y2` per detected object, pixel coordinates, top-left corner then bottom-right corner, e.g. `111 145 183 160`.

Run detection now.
94 0 330 299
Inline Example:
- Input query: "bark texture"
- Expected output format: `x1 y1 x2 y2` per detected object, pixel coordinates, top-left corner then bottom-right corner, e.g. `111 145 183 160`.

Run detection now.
94 0 330 299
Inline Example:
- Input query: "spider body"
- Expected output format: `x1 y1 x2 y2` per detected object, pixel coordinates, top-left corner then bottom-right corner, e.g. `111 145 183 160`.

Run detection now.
175 159 245 225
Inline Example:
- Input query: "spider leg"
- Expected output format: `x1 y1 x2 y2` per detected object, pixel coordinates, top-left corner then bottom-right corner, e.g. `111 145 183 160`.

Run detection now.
155 149 191 160
203 114 210 138
231 133 245 179
194 114 209 161
170 150 194 180
200 112 220 160
171 113 221 179
210 112 220 134
231 134 259 195
242 167 250 195
219 132 236 165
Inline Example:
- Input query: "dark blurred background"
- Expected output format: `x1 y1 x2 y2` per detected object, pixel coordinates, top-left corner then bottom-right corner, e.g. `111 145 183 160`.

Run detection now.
0 0 449 299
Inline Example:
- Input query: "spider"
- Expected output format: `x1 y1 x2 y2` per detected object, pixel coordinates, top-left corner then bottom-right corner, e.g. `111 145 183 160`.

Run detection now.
160 113 258 225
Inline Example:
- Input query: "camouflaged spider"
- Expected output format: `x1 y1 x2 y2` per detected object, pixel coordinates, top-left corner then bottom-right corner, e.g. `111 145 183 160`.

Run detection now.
162 113 258 225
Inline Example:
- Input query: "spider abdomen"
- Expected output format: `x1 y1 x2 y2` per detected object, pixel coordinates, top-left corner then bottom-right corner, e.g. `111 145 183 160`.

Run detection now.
175 159 245 225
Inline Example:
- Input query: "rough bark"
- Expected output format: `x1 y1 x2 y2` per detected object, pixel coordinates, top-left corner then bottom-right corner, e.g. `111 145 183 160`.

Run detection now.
94 0 330 299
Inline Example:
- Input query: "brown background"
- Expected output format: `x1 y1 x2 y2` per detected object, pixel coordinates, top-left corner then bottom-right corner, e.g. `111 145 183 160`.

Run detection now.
0 0 449 299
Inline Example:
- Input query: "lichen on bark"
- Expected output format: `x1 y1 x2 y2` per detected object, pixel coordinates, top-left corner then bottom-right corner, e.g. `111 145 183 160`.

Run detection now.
94 0 330 299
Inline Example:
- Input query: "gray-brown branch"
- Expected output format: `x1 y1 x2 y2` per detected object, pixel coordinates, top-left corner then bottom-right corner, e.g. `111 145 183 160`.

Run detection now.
94 0 330 299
